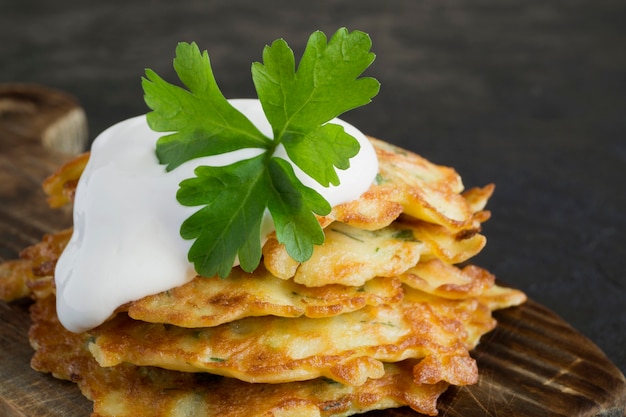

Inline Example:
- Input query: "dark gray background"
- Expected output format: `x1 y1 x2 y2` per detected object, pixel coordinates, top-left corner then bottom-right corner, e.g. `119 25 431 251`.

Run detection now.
1 0 624 375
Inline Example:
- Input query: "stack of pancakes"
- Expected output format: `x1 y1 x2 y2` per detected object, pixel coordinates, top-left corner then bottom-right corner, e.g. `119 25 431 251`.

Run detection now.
0 137 525 416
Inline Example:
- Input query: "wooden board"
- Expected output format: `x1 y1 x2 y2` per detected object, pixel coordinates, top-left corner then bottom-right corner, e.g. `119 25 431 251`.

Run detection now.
1 84 625 417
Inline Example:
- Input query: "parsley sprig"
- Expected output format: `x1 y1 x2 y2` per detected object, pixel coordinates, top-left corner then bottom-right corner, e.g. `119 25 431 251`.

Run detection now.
142 28 379 278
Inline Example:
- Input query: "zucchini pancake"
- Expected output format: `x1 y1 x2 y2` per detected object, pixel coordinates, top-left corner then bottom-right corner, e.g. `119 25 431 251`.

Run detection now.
1 136 525 416
0 29 525 416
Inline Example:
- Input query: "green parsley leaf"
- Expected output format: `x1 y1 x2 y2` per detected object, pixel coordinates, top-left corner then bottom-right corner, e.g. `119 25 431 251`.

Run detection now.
143 42 271 171
143 28 379 278
267 157 331 261
251 28 380 186
177 156 269 277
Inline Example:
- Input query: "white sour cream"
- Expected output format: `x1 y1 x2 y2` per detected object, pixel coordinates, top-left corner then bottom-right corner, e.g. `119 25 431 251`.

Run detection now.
55 99 378 333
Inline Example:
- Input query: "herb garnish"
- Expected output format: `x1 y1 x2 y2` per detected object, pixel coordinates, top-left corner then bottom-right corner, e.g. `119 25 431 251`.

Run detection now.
142 28 379 278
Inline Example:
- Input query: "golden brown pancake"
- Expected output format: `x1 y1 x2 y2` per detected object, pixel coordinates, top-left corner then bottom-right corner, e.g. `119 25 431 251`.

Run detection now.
42 151 89 208
0 259 33 301
277 221 426 286
29 296 450 417
40 138 491 235
324 138 482 232
264 218 487 286
399 258 495 299
0 135 527 417
126 267 404 327
88 285 509 387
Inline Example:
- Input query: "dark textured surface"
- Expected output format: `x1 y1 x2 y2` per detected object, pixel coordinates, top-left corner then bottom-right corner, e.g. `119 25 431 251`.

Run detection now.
1 0 624 380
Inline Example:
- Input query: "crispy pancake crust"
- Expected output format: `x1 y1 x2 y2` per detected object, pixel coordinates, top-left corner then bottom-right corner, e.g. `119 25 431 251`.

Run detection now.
0 259 33 301
0 136 529 417
42 152 89 208
264 219 487 286
88 285 511 387
323 138 478 232
30 296 450 417
289 221 426 286
41 138 491 235
127 267 404 327
399 259 495 299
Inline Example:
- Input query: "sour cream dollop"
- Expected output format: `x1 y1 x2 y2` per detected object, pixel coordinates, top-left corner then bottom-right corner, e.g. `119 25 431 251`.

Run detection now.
55 99 378 333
